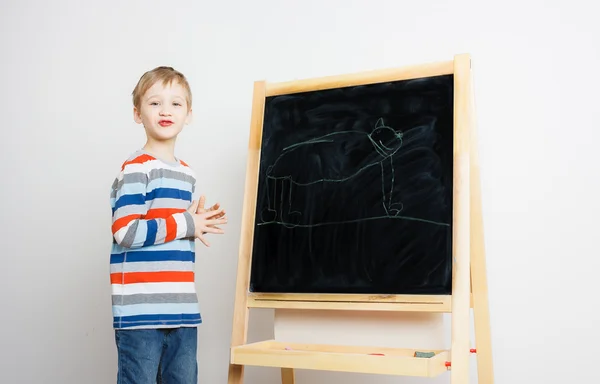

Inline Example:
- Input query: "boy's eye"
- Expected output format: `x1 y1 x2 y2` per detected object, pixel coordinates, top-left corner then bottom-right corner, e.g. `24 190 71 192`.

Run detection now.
173 103 181 106
150 102 159 106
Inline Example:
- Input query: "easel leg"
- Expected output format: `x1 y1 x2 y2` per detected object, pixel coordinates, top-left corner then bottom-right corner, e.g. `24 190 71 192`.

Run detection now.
281 368 295 384
451 53 473 384
472 262 494 384
227 80 267 384
228 365 244 384
469 68 494 384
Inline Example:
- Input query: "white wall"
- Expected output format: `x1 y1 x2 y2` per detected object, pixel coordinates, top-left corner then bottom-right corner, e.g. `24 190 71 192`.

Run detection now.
1 0 598 383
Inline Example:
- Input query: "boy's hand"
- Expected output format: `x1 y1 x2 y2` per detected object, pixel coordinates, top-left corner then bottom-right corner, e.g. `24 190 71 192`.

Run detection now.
196 195 225 219
187 198 227 247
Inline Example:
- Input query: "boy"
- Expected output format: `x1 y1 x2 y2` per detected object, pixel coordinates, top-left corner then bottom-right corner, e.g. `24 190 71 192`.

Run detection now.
109 66 227 383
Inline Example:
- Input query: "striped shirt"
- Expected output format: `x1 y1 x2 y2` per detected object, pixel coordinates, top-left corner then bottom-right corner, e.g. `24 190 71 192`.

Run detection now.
109 150 201 330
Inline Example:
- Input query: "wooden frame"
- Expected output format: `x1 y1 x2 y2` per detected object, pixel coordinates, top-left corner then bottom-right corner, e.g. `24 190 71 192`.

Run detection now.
228 54 493 384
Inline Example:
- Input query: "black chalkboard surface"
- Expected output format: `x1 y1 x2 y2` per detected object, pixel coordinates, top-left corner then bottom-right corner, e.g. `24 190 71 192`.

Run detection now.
249 74 454 295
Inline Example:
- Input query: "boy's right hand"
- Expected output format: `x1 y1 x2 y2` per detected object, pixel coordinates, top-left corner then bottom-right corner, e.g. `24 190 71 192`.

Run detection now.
187 200 228 247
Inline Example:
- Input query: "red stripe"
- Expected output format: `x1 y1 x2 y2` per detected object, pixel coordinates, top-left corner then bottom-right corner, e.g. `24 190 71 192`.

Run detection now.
165 215 177 242
112 214 141 234
121 154 156 170
180 160 189 167
145 208 186 220
110 271 194 285
112 210 185 234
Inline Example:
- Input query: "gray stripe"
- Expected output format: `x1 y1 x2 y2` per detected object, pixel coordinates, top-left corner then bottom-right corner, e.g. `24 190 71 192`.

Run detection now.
146 198 190 210
183 211 195 238
148 169 196 185
121 221 139 248
155 218 166 242
111 173 148 196
111 170 194 198
113 204 146 219
110 261 194 274
112 293 198 306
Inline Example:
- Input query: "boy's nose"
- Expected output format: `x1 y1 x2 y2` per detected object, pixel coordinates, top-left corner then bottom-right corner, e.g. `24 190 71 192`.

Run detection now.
159 109 172 116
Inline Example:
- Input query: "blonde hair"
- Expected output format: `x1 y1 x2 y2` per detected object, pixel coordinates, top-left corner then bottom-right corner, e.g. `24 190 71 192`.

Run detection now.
132 66 192 111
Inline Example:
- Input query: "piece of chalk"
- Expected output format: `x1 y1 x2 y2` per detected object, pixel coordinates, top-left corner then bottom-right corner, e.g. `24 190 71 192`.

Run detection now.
284 347 292 350
414 351 435 358
368 353 385 356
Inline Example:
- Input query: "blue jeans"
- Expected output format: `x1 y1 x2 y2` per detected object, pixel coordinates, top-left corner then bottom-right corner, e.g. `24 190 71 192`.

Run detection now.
115 327 198 384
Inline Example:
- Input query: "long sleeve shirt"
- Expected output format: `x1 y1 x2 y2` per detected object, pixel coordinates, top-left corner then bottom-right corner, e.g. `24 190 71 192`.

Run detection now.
109 150 201 330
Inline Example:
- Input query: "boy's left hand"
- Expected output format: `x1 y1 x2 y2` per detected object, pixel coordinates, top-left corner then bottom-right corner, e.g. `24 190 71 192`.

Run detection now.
196 195 224 215
196 195 226 230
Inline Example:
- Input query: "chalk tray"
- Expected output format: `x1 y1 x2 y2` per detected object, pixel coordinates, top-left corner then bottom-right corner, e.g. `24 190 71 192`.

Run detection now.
230 340 449 377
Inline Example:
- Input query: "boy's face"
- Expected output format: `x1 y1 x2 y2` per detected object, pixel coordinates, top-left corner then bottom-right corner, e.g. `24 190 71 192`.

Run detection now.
134 80 192 143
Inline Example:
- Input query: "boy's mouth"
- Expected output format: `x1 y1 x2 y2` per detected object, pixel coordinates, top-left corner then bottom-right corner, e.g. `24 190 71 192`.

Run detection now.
159 120 173 127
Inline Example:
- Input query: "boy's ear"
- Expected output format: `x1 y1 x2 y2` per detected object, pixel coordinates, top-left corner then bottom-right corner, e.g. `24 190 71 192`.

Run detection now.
133 107 142 124
185 108 193 125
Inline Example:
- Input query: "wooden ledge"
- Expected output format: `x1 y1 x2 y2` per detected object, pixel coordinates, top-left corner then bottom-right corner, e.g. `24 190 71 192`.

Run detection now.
247 292 473 312
230 340 449 377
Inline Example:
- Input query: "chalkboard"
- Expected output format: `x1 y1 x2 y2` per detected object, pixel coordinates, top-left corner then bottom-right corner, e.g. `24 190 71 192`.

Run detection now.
249 74 454 295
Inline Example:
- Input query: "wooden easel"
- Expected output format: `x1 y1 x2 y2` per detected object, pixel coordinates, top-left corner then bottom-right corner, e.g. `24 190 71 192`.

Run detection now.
227 53 494 384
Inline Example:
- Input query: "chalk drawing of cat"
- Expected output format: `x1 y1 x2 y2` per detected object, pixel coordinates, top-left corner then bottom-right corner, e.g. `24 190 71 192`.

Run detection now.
260 118 404 228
